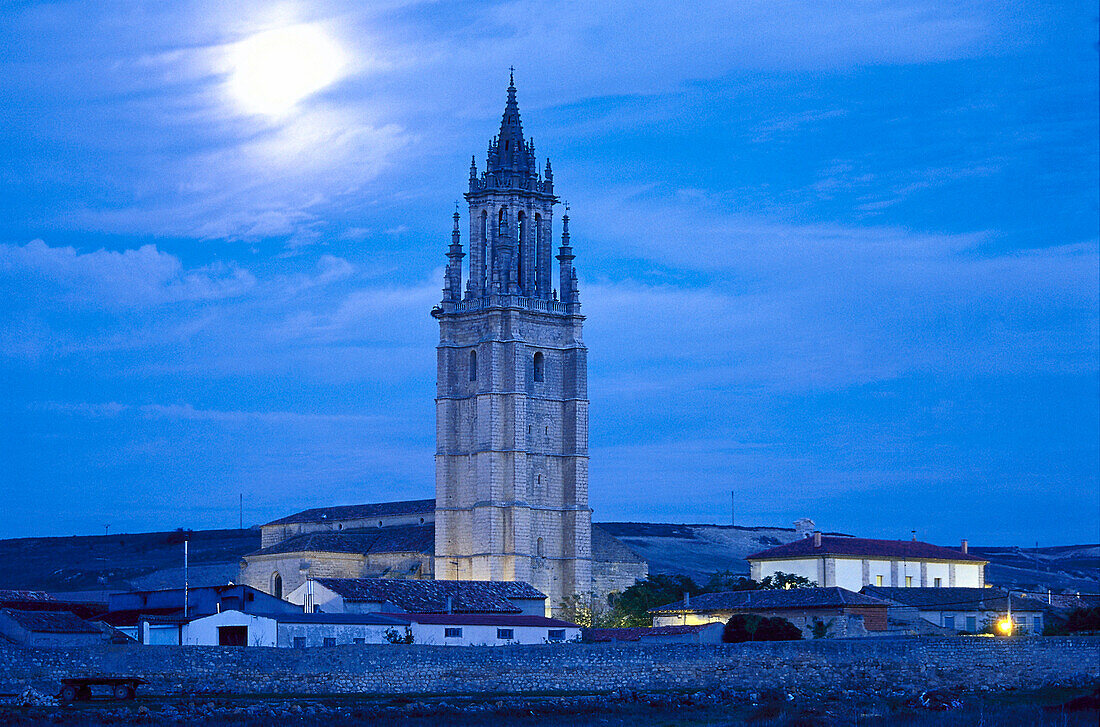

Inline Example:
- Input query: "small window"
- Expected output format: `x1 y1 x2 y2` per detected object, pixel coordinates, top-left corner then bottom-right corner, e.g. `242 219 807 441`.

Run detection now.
272 573 283 600
533 352 544 382
943 615 955 629
1033 615 1042 631
293 637 306 649
353 638 365 645
469 350 477 381
875 575 883 587
536 537 544 558
497 628 514 640
547 629 565 642
445 627 462 638
905 576 913 587
323 637 336 647
933 577 942 588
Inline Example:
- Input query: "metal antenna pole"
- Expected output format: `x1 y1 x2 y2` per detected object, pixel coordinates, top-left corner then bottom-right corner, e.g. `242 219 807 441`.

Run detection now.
183 537 189 618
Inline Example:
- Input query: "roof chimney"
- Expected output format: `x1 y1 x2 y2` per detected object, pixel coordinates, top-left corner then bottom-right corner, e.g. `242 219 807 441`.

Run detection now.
961 539 968 555
813 531 822 548
911 530 917 541
446 595 453 614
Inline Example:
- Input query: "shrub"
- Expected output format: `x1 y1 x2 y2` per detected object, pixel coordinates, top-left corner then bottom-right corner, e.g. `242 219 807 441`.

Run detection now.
722 614 802 642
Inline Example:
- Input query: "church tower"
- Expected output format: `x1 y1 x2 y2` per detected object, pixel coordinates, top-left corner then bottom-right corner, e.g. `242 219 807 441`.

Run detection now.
432 73 591 611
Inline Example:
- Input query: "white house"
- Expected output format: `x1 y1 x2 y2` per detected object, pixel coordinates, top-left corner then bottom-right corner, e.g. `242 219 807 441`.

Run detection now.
182 609 579 647
286 577 548 617
748 532 986 592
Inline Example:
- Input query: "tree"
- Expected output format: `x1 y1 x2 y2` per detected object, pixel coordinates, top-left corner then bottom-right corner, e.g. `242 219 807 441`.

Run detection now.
759 572 817 590
558 593 614 628
606 574 702 627
810 618 834 639
722 614 802 643
702 570 759 593
384 626 414 644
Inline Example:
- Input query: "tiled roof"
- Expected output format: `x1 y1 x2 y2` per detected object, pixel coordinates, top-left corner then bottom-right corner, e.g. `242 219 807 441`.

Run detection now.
98 607 181 627
0 608 101 634
313 578 545 614
860 587 1047 612
591 524 646 564
252 525 435 557
649 587 890 614
585 624 720 642
747 536 985 562
265 499 435 526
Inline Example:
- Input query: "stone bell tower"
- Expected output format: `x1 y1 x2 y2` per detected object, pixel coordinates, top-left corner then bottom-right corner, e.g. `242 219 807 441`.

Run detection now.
432 72 591 611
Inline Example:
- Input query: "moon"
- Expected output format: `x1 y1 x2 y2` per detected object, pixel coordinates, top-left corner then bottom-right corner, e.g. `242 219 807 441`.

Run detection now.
227 24 348 116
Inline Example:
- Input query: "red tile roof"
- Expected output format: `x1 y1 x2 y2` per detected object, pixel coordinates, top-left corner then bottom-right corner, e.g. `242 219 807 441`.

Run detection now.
747 536 986 562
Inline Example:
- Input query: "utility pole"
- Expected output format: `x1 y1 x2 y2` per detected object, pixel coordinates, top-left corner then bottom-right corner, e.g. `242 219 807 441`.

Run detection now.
183 532 190 618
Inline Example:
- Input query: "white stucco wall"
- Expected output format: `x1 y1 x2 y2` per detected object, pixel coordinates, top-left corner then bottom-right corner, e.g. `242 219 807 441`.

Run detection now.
412 623 579 646
954 563 982 587
898 561 922 587
183 611 279 647
833 558 863 591
278 622 396 647
925 562 950 587
867 560 892 587
755 559 820 585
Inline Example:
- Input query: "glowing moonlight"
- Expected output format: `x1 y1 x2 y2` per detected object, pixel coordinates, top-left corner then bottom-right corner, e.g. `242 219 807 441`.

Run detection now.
228 24 348 116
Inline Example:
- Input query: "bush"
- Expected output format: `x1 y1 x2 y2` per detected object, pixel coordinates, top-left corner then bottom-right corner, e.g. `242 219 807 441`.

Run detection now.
722 614 803 642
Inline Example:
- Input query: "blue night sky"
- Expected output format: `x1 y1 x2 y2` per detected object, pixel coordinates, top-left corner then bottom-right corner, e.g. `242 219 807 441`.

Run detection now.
1 1 1096 544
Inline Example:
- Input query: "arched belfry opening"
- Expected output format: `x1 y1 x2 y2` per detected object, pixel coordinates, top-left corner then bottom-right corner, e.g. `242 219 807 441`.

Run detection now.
469 349 477 381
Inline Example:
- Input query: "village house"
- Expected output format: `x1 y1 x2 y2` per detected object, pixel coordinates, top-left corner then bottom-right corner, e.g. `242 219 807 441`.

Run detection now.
748 532 986 591
649 587 891 638
861 586 1048 634
285 577 548 617
183 609 580 647
101 584 300 644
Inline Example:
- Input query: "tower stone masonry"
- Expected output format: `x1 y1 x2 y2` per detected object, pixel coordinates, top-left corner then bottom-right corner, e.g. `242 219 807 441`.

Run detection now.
432 73 592 611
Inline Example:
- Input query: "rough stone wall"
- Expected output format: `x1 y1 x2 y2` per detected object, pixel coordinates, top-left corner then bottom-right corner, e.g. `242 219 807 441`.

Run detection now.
0 638 1095 697
591 558 648 602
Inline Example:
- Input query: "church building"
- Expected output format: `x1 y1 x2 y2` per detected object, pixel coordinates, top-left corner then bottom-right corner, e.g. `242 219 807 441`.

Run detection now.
239 75 647 611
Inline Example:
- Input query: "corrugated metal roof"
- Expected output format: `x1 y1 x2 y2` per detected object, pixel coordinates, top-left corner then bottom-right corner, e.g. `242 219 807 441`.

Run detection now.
747 536 986 563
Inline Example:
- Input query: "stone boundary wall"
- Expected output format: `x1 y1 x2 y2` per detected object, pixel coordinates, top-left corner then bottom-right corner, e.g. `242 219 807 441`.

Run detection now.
1 637 1096 698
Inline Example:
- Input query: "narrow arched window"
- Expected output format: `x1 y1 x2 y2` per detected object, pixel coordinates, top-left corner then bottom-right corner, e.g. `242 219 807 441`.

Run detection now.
469 350 477 381
536 537 544 558
480 210 487 241
272 573 282 600
533 351 544 383
498 208 506 237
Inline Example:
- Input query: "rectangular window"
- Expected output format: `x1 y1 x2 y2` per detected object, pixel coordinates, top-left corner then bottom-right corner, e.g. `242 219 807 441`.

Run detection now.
876 575 883 587
547 629 565 642
934 578 942 587
966 616 977 632
353 638 365 645
444 628 462 638
293 637 306 648
943 615 955 629
497 628 514 640
323 637 336 647
905 576 913 587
